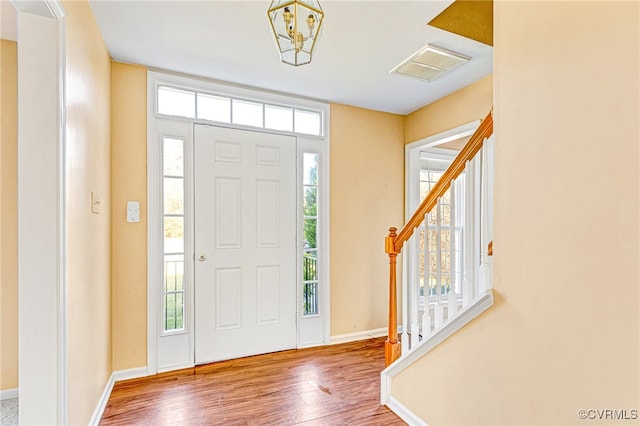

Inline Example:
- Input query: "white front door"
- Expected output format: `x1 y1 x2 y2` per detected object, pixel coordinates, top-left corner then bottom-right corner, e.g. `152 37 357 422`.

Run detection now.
193 125 297 363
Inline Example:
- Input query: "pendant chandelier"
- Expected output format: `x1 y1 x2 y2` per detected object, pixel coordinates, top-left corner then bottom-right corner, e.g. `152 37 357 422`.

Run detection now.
267 0 325 66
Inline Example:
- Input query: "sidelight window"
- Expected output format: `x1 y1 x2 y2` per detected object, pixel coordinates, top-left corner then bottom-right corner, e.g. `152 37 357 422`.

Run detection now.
302 153 319 316
162 137 186 332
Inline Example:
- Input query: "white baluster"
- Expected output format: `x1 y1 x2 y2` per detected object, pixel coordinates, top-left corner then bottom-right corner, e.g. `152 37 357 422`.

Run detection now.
479 144 490 293
410 320 420 349
403 240 412 352
410 232 421 350
448 179 458 319
422 214 430 339
401 232 411 352
421 309 432 339
473 154 482 297
434 198 443 329
401 325 409 351
486 136 495 289
462 159 475 307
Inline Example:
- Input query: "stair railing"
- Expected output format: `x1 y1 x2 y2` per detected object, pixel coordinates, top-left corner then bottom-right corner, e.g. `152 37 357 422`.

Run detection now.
385 110 494 367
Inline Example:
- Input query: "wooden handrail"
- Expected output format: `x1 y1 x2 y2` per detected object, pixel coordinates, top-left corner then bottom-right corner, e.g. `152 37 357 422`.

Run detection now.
384 109 494 367
395 110 494 253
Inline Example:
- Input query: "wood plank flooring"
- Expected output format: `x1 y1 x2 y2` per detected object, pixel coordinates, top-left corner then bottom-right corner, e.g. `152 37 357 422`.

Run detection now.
100 338 406 425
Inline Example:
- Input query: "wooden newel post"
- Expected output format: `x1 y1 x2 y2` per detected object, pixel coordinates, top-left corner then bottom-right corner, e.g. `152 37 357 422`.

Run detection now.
385 227 401 367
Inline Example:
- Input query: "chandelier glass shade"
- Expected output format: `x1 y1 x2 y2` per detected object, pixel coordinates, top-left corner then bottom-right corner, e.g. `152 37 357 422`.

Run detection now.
267 0 324 66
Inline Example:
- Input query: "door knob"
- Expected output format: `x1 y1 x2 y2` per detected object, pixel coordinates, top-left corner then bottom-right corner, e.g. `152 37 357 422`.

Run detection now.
197 253 207 262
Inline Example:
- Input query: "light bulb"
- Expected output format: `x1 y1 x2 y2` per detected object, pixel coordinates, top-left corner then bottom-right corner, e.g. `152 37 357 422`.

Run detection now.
306 14 316 36
283 7 292 26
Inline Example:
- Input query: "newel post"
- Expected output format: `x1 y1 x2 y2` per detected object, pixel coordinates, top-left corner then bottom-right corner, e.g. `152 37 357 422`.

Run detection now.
385 227 401 366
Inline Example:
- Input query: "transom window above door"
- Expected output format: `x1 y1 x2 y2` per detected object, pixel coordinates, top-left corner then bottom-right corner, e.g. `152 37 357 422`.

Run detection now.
157 85 323 136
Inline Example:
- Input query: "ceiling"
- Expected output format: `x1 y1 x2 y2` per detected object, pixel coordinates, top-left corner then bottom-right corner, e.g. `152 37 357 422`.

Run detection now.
4 1 493 115
1 1 17 40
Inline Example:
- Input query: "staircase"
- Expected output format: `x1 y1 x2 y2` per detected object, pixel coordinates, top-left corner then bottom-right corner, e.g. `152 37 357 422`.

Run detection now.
381 111 495 421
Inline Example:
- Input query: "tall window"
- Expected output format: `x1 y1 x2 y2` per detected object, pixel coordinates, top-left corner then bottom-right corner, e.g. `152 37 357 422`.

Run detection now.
163 137 185 332
418 168 462 298
302 153 319 315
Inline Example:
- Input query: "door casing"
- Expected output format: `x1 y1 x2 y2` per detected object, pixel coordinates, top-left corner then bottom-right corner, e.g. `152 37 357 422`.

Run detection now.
146 71 331 374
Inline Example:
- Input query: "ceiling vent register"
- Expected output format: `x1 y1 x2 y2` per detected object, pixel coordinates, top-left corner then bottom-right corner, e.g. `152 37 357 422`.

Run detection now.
391 44 470 83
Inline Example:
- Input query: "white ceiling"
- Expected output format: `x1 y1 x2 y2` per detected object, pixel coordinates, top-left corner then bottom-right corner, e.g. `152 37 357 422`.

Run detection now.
5 0 493 115
1 1 17 41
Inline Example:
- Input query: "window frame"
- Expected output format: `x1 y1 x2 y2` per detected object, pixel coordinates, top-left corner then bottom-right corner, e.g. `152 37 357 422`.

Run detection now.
155 83 325 138
161 136 187 335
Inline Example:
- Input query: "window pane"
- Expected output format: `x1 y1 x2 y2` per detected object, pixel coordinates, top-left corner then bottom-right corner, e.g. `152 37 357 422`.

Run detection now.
303 282 318 315
232 99 263 127
158 86 195 118
164 255 184 292
164 292 184 331
303 187 317 217
175 293 184 328
303 218 317 249
303 251 317 281
164 177 184 215
163 138 184 177
164 293 174 330
295 109 321 135
265 104 293 131
197 93 231 123
164 217 183 253
303 153 318 185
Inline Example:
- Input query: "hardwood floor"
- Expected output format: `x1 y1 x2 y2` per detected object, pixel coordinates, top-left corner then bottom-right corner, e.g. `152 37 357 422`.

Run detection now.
100 338 406 425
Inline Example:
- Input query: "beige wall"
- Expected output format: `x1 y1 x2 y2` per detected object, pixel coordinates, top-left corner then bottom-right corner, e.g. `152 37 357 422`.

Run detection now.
405 74 492 144
0 39 18 391
111 62 148 370
391 2 639 425
63 1 112 423
329 104 405 335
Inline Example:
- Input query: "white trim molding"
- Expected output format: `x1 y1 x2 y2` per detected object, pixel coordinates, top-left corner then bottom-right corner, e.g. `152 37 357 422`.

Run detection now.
88 375 115 426
386 396 429 426
112 367 150 383
0 388 19 400
330 327 389 345
89 367 149 426
15 0 67 424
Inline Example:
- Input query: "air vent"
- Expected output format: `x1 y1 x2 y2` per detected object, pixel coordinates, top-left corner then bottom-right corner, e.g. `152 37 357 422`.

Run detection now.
391 44 470 83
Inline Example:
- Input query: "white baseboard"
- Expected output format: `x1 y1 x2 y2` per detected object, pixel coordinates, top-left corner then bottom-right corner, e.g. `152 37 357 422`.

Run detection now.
0 387 18 400
88 375 115 426
89 367 150 426
386 396 428 426
329 327 388 345
112 366 150 382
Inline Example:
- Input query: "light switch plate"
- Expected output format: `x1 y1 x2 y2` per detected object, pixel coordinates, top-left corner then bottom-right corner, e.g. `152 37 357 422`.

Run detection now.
127 201 140 223
91 191 101 214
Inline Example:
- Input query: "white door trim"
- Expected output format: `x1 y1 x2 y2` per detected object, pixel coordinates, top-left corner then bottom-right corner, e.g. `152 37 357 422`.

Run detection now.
14 0 67 423
404 120 480 219
147 71 331 374
402 121 479 348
